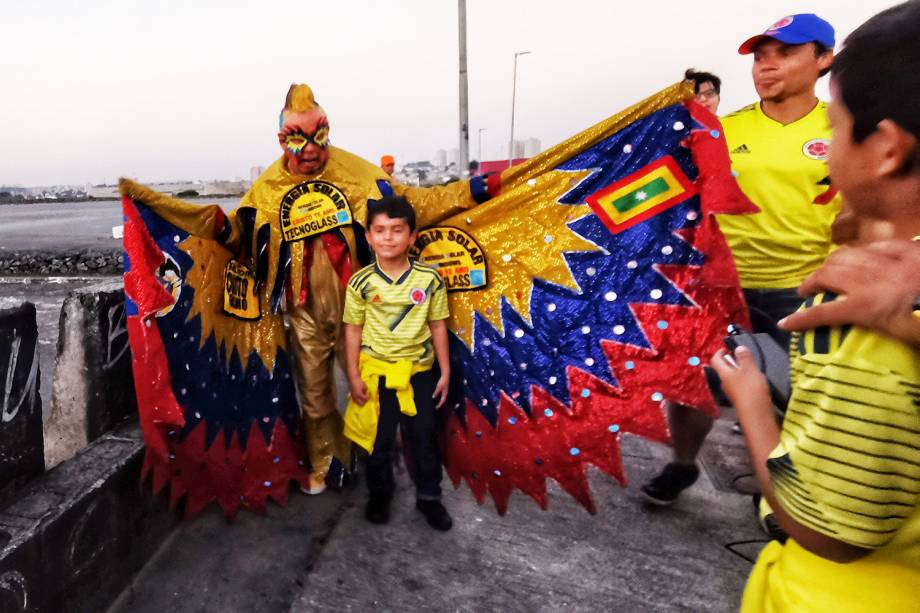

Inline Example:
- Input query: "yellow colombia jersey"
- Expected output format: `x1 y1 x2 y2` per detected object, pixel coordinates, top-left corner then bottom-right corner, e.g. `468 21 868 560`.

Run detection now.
717 102 841 289
343 261 449 366
741 293 920 613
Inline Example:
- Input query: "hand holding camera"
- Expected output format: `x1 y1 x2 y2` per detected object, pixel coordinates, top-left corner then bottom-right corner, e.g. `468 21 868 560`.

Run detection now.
705 325 790 417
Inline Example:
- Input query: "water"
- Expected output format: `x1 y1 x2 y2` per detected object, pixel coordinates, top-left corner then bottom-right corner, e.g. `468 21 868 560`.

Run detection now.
0 197 241 253
0 197 241 417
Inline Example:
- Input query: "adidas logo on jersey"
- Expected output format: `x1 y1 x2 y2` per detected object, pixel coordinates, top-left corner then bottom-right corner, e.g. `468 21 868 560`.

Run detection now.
371 294 382 304
731 144 751 154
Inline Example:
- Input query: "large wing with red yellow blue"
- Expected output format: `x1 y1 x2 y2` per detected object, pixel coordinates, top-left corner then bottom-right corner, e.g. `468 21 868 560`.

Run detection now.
414 82 755 514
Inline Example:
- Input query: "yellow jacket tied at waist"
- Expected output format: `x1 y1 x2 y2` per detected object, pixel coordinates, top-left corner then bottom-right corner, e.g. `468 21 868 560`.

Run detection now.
344 354 431 453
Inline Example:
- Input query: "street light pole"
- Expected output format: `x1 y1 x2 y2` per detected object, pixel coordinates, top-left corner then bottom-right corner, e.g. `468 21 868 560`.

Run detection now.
458 0 470 176
508 50 531 168
478 128 487 162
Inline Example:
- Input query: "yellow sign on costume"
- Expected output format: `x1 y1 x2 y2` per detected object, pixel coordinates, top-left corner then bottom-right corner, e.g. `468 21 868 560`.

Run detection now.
223 259 261 320
411 227 488 292
278 180 353 242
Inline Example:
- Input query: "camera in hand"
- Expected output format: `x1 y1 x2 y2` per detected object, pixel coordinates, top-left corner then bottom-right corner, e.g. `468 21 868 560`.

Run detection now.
704 324 791 414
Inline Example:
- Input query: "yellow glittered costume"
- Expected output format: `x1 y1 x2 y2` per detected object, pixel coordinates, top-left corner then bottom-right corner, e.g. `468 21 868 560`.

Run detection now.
121 83 498 487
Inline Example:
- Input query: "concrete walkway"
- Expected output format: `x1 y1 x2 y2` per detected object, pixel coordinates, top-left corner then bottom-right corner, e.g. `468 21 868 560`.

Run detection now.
108 412 765 613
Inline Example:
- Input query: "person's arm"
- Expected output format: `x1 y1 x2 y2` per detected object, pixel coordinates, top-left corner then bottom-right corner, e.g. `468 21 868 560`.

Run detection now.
710 347 871 563
429 319 450 408
390 174 500 228
780 240 920 346
119 177 244 250
342 278 369 405
344 323 368 405
427 274 451 408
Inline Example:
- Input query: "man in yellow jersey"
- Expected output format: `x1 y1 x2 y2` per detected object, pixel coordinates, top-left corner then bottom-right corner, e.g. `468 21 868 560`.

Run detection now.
642 14 838 505
712 5 920 609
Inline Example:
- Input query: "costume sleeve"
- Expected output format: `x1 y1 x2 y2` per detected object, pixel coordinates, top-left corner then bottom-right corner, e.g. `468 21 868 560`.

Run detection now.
389 174 501 228
342 277 366 326
428 274 449 321
119 178 244 250
770 299 920 549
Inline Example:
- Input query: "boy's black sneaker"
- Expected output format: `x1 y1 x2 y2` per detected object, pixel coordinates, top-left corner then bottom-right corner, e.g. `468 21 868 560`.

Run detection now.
365 494 391 525
640 462 699 505
416 499 453 531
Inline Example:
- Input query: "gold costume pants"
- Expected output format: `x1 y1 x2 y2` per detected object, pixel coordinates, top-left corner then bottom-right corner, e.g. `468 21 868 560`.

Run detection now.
287 236 352 481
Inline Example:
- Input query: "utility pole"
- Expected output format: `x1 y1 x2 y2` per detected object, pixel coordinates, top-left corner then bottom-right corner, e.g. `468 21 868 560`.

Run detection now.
458 0 469 176
509 50 531 168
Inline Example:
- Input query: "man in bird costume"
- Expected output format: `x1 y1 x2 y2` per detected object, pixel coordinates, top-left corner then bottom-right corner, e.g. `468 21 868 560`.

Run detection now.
120 83 499 512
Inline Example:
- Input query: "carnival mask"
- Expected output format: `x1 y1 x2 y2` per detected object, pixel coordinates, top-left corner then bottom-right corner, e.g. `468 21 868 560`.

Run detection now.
284 124 330 155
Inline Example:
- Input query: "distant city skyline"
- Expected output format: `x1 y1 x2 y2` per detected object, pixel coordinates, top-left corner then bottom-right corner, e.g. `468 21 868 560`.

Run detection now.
1 0 899 186
1 136 541 190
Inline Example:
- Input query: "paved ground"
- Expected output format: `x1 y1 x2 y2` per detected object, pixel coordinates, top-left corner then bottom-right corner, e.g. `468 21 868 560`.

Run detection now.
0 276 116 419
0 199 237 253
106 484 350 613
107 412 765 613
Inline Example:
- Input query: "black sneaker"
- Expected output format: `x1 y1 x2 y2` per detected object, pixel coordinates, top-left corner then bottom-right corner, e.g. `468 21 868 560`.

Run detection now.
640 462 699 505
416 499 453 531
365 494 391 525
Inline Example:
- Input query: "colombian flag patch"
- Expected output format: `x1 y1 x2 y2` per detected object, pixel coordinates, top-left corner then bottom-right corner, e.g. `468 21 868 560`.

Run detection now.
586 156 696 235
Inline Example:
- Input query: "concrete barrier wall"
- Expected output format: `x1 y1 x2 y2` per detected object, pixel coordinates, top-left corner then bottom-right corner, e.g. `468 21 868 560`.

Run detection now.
0 424 176 613
0 303 43 506
43 281 135 469
0 287 177 613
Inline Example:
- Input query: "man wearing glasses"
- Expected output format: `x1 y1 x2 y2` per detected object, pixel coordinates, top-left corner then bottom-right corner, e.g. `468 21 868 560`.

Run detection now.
685 68 722 114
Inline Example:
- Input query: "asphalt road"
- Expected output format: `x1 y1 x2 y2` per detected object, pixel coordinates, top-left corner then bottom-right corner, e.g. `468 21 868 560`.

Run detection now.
0 199 239 253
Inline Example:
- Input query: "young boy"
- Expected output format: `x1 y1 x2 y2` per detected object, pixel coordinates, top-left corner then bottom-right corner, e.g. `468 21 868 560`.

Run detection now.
342 196 453 531
711 3 920 610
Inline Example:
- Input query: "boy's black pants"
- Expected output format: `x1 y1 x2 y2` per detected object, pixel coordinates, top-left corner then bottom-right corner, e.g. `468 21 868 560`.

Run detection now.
366 368 443 501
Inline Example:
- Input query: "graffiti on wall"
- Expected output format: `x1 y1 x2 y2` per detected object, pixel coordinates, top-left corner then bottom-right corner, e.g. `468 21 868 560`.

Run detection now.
0 570 29 612
1 330 38 424
102 302 129 372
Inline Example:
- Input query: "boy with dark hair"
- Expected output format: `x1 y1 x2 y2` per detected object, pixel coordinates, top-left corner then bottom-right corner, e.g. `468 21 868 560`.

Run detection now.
684 68 722 114
712 3 920 610
342 196 453 531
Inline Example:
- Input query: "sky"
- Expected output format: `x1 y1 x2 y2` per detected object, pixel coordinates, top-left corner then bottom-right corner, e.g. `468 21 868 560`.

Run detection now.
0 0 900 187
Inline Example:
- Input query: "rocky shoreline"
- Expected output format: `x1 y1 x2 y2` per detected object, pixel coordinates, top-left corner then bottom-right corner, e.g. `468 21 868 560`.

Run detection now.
0 249 123 275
